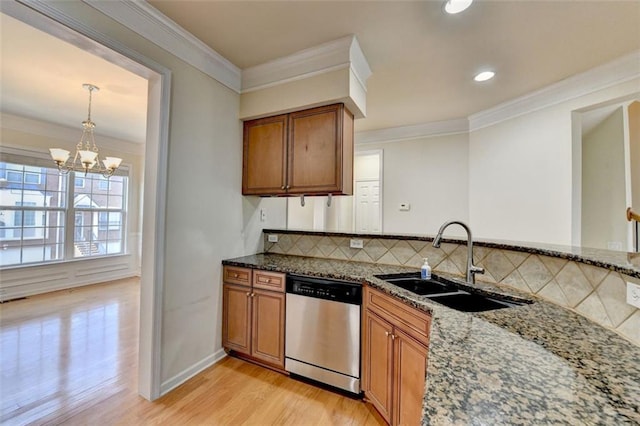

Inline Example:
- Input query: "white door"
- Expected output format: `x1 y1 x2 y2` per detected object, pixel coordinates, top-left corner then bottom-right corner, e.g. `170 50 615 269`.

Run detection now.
355 180 381 233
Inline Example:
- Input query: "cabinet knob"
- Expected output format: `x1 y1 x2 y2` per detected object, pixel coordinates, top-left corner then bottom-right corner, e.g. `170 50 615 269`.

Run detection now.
385 331 391 336
251 293 255 297
234 274 239 278
266 278 271 283
246 292 251 297
391 334 396 340
281 186 285 190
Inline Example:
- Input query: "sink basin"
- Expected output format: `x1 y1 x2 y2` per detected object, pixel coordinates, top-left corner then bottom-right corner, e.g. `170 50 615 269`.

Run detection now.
375 273 459 295
375 272 532 312
425 292 528 312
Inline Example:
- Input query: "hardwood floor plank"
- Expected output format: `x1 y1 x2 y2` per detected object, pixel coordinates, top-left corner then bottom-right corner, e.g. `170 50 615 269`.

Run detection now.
0 278 385 425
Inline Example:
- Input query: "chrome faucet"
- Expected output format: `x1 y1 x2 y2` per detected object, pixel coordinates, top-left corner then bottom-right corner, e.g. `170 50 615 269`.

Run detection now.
433 220 485 284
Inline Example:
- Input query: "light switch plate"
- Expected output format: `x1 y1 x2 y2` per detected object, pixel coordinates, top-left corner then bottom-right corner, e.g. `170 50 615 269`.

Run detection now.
268 234 278 243
627 281 640 309
399 203 411 211
350 239 364 249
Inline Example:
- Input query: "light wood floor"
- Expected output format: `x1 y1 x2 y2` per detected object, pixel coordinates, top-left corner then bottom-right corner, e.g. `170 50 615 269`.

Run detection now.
0 278 384 425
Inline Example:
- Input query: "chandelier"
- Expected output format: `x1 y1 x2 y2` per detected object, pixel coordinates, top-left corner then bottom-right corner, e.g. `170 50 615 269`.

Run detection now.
49 83 122 178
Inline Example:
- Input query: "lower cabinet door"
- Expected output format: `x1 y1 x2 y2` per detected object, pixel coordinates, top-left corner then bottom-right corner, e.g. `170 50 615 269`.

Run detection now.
393 328 428 426
222 283 251 355
363 310 394 424
251 289 286 368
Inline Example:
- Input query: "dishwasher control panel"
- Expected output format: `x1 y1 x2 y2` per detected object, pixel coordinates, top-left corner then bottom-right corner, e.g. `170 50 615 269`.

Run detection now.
286 275 362 305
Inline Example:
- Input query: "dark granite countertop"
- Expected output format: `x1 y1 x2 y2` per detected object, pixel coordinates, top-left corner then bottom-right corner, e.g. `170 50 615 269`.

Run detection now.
264 229 640 279
223 253 640 425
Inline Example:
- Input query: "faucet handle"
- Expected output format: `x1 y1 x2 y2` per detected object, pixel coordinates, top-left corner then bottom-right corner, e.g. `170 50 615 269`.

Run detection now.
471 265 485 275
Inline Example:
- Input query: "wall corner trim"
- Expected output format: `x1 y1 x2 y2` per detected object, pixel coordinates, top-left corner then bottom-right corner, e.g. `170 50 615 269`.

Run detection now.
356 118 469 144
84 0 242 93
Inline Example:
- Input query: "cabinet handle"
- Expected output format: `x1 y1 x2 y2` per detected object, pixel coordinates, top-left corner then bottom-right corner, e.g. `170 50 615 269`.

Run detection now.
391 334 396 340
281 186 285 190
246 292 251 297
265 278 271 283
385 331 391 337
251 293 255 297
234 273 239 278
285 185 290 190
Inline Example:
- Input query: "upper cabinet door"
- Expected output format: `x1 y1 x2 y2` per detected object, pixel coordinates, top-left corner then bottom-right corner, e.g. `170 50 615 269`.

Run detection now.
242 114 288 195
287 104 353 195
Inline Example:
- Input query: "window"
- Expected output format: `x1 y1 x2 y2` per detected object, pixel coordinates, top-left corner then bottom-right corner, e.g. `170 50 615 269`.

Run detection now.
0 157 128 267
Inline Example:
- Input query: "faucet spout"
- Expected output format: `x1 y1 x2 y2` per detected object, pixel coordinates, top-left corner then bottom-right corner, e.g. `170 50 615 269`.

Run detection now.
432 220 484 284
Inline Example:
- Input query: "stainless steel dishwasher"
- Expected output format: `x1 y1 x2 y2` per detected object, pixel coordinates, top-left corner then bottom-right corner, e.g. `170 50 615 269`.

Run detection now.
285 274 362 394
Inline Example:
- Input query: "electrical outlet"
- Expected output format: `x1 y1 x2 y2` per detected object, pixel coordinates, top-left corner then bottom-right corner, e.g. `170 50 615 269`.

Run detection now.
350 239 364 249
268 234 278 243
399 203 411 211
627 281 640 309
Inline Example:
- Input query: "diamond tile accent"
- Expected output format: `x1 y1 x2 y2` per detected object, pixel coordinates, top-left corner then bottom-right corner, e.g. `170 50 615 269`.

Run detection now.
352 250 373 263
377 251 401 266
578 263 609 288
287 245 304 256
615 310 640 345
363 239 389 262
501 270 532 293
439 243 459 255
317 236 338 256
596 272 636 327
278 234 295 252
389 240 417 265
576 293 613 328
408 240 428 252
295 236 317 254
418 245 447 268
380 239 399 249
472 246 491 263
483 250 516 282
434 258 464 277
328 248 348 260
503 250 530 268
537 279 570 306
406 253 426 268
448 245 470 276
555 262 593 307
517 255 553 293
539 256 568 276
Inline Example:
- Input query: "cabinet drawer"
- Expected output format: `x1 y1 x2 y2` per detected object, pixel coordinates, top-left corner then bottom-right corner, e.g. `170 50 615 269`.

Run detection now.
253 270 286 292
224 266 252 286
364 286 431 346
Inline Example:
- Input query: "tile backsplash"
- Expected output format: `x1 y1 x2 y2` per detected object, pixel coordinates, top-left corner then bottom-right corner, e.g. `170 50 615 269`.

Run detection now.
264 232 639 346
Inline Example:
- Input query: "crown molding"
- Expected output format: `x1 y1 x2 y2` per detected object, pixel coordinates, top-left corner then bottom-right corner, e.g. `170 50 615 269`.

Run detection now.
356 118 469 144
469 50 640 131
84 0 241 93
242 35 372 93
1 113 145 156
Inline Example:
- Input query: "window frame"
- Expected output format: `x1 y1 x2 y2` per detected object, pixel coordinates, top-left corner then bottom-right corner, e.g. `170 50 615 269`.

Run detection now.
0 150 130 268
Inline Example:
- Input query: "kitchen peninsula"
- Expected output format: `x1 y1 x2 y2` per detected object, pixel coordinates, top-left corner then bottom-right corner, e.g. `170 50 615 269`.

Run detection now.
222 230 640 425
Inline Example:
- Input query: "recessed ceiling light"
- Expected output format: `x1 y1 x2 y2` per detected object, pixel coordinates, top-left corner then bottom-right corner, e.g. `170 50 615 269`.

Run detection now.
474 71 495 82
444 0 473 14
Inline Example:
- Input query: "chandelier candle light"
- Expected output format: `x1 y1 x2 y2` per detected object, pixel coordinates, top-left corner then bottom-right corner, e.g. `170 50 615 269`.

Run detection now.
49 83 122 178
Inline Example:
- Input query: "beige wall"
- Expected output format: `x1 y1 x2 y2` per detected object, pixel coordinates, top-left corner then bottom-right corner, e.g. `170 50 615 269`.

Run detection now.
582 107 627 249
630 101 640 213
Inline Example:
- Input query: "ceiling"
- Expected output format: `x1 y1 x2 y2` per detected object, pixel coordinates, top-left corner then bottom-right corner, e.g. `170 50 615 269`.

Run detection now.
1 1 639 142
149 0 640 132
0 13 148 144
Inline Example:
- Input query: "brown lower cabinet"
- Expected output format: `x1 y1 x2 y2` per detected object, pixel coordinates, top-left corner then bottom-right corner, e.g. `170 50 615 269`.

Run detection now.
362 286 431 426
222 266 286 370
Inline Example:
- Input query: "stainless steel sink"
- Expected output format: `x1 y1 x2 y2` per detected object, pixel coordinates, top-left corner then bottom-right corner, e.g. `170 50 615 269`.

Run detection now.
375 272 532 312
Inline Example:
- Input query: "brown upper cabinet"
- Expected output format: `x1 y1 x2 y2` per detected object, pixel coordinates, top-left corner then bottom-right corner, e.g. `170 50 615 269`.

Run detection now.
242 103 354 196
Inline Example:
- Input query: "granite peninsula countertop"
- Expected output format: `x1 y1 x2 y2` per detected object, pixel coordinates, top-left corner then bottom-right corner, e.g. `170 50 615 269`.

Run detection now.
222 253 640 425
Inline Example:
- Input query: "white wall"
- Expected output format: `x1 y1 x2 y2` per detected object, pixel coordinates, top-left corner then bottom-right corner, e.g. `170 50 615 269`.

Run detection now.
469 78 640 245
358 133 469 236
582 108 627 249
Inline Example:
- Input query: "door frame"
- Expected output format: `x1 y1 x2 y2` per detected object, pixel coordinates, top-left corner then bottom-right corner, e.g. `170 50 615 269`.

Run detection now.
7 0 171 400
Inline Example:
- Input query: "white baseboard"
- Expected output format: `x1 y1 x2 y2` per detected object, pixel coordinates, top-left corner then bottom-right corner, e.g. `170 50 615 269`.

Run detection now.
160 348 227 396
